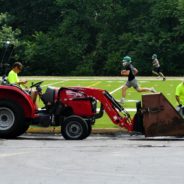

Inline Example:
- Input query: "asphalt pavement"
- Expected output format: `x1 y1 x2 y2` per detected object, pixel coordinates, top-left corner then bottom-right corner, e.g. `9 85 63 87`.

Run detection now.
0 133 184 184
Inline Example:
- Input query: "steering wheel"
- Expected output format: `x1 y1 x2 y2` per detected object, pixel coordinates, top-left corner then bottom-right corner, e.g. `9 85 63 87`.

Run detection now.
30 81 44 88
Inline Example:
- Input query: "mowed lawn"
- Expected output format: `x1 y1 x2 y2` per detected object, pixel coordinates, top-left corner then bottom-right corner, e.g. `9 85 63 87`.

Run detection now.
25 77 181 128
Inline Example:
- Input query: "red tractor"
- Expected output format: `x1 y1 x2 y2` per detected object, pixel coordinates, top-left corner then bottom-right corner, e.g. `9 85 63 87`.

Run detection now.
0 81 134 140
1 81 184 140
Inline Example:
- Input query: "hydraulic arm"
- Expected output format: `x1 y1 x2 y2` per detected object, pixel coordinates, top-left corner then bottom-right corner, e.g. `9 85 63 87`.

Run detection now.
70 87 134 131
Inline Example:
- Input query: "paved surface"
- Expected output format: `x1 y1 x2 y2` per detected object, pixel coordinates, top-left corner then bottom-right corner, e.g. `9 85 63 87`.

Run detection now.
1 133 184 184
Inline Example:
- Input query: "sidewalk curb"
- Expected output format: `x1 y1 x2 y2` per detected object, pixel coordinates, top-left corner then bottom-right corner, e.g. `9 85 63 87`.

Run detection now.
27 127 127 134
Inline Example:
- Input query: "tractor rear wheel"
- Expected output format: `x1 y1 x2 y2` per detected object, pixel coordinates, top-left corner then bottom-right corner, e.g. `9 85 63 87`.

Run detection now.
61 115 89 140
17 121 30 136
0 100 25 138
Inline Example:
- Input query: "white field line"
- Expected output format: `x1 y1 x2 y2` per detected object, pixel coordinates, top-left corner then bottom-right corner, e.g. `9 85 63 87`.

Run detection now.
96 107 136 112
0 152 30 158
124 108 136 112
87 81 101 87
21 76 183 81
110 85 136 111
110 85 123 95
41 80 69 88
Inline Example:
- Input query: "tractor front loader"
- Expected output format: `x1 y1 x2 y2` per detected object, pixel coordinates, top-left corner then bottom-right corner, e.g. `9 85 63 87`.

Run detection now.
68 87 184 137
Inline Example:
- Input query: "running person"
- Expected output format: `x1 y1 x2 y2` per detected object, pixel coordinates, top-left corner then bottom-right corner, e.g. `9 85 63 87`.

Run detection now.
120 56 156 103
152 54 166 81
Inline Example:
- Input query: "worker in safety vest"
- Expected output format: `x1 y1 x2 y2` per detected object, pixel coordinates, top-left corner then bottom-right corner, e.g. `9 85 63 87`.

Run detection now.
175 79 184 117
7 62 37 102
7 62 27 88
176 79 184 106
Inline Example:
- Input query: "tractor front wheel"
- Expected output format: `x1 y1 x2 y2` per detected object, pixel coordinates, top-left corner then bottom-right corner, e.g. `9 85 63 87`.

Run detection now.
82 120 92 139
61 115 89 140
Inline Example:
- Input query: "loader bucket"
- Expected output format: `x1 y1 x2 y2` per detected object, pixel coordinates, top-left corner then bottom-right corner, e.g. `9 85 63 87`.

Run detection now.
142 93 184 137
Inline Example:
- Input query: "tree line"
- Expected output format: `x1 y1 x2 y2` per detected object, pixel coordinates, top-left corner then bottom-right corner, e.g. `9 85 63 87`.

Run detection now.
0 0 184 76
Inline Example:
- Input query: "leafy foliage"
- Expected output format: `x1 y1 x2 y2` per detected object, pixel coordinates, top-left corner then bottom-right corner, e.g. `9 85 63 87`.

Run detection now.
0 0 184 76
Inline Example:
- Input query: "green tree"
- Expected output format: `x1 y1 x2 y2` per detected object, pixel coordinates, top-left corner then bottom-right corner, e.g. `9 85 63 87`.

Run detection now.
0 0 61 36
1 0 184 76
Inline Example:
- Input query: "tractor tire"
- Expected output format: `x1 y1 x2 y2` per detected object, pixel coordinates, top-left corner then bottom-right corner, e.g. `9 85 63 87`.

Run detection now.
0 100 25 138
83 120 92 139
16 121 30 136
61 115 89 140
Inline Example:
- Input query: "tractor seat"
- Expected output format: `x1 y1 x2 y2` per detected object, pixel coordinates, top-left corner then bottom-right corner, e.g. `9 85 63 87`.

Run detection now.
1 75 9 85
42 86 56 105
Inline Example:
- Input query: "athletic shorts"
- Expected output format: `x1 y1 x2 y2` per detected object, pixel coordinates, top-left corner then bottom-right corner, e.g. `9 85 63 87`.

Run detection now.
125 79 139 89
153 67 161 73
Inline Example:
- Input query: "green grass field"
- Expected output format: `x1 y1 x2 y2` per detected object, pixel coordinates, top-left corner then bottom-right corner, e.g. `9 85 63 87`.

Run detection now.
25 77 181 128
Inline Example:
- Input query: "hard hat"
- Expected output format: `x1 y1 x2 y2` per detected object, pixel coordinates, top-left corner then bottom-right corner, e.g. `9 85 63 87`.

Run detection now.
152 54 157 59
122 56 132 63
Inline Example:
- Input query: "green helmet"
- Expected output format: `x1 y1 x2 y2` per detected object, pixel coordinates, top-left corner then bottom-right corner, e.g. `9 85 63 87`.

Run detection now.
152 54 157 59
122 56 132 63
